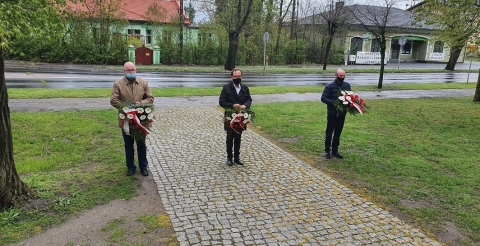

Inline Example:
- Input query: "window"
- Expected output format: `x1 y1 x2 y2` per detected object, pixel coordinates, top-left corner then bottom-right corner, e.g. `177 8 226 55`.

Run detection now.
161 30 174 43
146 30 152 44
127 29 141 36
127 29 142 44
349 37 363 55
197 33 212 45
402 41 411 54
371 38 381 52
433 41 444 53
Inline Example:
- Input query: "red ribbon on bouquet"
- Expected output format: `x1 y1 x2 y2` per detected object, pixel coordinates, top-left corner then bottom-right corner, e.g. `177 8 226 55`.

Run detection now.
341 92 365 114
123 109 151 136
229 112 248 135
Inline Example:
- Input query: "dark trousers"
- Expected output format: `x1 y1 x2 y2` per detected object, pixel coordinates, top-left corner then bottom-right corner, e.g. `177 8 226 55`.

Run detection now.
122 131 148 171
325 113 346 153
226 130 242 160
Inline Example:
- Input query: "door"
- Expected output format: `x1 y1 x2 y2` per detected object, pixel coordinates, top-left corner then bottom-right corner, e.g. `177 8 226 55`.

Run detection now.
135 45 153 65
391 40 400 59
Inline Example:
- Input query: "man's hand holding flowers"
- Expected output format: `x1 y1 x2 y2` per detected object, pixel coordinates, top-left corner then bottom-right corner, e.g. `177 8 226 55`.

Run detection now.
334 90 367 115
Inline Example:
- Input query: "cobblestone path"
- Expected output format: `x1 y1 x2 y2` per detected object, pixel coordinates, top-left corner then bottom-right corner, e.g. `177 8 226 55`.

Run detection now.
148 106 440 246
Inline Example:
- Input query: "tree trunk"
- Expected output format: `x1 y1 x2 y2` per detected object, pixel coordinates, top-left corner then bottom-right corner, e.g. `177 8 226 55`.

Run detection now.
323 21 336 70
290 0 295 39
274 0 284 64
323 37 333 70
224 31 240 70
473 69 480 102
179 0 184 65
378 46 386 89
0 43 35 210
445 46 462 71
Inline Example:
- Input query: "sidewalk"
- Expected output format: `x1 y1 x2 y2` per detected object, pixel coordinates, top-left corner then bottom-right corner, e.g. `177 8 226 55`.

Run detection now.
147 105 440 245
8 89 476 112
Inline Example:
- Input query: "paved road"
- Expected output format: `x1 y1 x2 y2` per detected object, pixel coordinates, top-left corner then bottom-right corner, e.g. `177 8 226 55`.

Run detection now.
5 71 480 88
5 59 480 88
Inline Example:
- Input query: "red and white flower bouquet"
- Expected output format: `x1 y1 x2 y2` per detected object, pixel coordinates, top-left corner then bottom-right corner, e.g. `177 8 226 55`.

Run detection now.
224 108 255 134
119 103 154 142
334 90 367 115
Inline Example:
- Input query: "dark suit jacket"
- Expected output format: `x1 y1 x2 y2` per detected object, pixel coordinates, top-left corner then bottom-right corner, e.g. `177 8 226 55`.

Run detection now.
219 81 252 130
321 79 351 115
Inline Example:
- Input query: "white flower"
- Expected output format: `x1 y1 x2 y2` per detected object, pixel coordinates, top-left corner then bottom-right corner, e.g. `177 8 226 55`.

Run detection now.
243 120 249 124
145 108 152 114
345 91 353 95
127 114 134 119
140 115 146 120
136 108 144 114
226 117 231 120
122 106 129 112
343 101 349 105
346 96 351 101
119 113 126 119
231 113 237 118
338 96 345 100
243 113 249 119
147 114 153 119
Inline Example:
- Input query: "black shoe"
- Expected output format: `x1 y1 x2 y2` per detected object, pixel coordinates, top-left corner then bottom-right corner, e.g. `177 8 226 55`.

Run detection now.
234 159 244 165
324 152 331 159
332 152 344 159
127 169 135 176
140 169 149 176
227 159 234 166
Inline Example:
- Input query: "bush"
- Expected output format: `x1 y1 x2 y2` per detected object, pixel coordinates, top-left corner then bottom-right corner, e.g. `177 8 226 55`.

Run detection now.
283 40 307 64
331 53 344 65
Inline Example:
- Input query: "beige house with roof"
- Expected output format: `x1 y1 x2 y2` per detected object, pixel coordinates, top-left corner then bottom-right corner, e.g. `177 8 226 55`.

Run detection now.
300 3 467 65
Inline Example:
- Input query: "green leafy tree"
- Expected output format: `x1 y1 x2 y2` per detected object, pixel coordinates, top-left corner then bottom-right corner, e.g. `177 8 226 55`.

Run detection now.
215 0 255 70
414 0 480 71
0 0 66 210
187 2 196 23
64 0 127 64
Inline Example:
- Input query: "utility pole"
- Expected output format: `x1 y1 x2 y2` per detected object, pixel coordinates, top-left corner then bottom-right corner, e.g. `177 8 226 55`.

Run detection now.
179 0 184 64
473 1 480 101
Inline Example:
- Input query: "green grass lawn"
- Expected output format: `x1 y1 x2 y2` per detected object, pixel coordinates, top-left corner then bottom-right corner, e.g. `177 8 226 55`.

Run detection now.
0 109 137 245
252 97 480 245
7 82 478 99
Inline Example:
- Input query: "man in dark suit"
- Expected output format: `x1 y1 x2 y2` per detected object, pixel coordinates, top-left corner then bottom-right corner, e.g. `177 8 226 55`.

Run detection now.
219 68 252 166
321 69 351 159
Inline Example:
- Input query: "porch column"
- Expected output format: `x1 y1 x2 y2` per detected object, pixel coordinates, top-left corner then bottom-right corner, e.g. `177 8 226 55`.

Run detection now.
128 45 135 63
153 46 161 65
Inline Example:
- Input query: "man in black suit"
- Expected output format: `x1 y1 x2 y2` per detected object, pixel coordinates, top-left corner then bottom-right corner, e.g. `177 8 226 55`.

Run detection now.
321 69 351 159
219 68 252 166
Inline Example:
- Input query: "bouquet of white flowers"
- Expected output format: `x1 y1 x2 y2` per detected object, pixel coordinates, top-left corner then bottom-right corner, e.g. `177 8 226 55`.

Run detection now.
119 103 154 142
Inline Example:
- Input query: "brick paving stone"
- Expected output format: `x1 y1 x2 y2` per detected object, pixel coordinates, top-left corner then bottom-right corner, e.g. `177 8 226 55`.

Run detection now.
142 105 441 245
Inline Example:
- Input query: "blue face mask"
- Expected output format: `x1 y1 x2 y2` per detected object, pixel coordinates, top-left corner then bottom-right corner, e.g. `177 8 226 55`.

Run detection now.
126 73 136 80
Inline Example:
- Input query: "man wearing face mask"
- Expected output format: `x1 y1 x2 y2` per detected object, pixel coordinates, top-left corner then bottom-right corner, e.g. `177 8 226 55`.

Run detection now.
110 61 154 176
321 69 351 159
219 68 252 166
